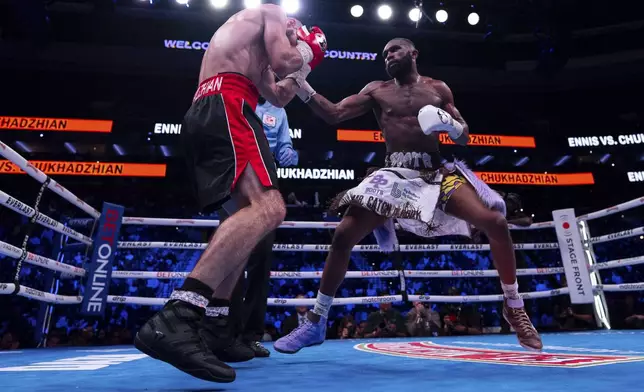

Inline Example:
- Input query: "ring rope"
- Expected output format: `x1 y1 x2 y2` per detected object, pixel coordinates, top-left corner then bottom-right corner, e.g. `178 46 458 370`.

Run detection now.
0 240 86 277
116 241 560 251
576 196 644 222
0 190 93 245
5 282 643 307
121 217 554 231
0 141 100 219
590 226 644 244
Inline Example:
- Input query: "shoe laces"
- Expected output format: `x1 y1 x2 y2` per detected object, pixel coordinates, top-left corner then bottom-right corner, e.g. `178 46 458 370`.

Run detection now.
284 318 313 341
510 307 537 337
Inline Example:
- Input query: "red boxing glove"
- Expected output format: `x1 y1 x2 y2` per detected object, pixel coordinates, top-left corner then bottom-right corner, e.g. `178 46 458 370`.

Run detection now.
295 26 327 70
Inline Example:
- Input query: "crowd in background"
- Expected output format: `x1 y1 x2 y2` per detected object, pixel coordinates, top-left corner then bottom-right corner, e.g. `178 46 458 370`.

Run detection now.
1 188 643 351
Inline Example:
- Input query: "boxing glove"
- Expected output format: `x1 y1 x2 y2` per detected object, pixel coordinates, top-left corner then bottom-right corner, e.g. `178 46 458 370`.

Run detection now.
296 26 327 70
418 104 464 141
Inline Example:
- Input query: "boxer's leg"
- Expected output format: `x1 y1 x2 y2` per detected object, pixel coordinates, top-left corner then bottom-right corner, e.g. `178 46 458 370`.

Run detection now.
444 183 542 350
444 183 516 285
309 206 387 322
189 164 285 298
274 206 385 354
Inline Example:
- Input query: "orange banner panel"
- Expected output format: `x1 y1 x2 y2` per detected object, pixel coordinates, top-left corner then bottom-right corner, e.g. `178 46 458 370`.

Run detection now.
0 117 113 133
337 129 536 148
0 161 165 177
475 172 594 186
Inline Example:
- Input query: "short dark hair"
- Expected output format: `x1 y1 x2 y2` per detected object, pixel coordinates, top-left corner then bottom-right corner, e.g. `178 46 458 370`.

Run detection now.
388 38 416 49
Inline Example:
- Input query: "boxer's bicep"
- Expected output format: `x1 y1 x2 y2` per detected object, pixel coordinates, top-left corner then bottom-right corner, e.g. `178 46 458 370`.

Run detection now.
435 81 469 145
308 82 378 124
262 6 303 77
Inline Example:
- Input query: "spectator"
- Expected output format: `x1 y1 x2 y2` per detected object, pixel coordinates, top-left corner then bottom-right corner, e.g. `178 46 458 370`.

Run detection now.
406 302 441 337
1 332 20 350
281 294 310 336
364 302 406 338
441 288 483 336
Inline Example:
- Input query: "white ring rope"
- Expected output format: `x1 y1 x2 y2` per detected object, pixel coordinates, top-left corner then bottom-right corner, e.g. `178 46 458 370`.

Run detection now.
0 240 86 277
577 196 644 222
0 141 100 219
590 226 644 244
0 190 93 245
116 241 560 252
110 267 566 280
122 217 554 231
593 255 644 271
2 282 643 307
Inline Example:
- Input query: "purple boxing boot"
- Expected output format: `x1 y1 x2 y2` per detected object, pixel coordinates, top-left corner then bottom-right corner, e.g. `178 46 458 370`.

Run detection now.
274 313 327 354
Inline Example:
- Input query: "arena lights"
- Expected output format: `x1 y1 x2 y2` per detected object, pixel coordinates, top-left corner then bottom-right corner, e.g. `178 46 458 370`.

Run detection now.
244 0 261 9
350 5 364 18
377 4 393 20
408 7 422 22
281 0 300 15
435 9 448 23
210 0 228 9
468 12 480 25
175 0 189 5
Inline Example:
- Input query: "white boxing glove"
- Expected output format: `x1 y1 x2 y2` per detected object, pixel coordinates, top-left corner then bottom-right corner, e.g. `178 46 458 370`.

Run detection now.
418 104 464 141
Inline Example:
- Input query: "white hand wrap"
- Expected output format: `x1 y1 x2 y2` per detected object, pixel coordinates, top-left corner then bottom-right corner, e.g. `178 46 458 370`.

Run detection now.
285 63 311 88
295 80 316 103
418 104 464 141
295 40 314 64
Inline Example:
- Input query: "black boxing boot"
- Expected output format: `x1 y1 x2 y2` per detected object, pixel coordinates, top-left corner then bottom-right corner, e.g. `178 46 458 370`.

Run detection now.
246 340 271 358
134 300 235 383
202 301 254 363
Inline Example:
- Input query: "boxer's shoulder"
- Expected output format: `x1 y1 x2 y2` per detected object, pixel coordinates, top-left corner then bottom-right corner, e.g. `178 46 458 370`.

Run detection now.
359 80 386 95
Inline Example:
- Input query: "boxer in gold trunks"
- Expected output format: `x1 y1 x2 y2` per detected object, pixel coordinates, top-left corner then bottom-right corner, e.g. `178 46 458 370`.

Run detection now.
275 38 542 354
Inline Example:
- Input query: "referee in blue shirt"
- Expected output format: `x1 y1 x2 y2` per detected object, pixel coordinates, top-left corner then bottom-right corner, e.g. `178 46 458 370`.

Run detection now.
216 96 298 361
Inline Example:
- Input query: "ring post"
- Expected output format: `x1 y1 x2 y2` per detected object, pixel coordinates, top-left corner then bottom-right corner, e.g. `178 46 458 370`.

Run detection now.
552 208 609 328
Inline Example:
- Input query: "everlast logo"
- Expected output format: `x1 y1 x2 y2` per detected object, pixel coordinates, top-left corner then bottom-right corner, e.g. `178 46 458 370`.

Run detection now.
273 244 304 250
25 287 45 298
112 296 127 303
550 289 562 296
163 242 203 249
618 283 644 291
450 245 483 251
536 243 559 249
404 245 439 251
273 299 287 304
120 242 152 248
358 245 381 251
514 244 525 250
315 245 331 251
271 272 302 278
5 196 34 216
452 270 485 277
566 237 585 296
35 213 59 229
607 230 634 240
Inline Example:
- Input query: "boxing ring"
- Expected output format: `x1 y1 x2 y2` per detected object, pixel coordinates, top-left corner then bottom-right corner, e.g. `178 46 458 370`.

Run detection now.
1 140 644 392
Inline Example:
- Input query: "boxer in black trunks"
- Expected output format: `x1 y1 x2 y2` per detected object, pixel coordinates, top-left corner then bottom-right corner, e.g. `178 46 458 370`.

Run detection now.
134 5 327 383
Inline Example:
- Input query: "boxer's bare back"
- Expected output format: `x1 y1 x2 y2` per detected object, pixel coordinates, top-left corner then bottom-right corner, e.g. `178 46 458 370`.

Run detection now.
198 4 302 104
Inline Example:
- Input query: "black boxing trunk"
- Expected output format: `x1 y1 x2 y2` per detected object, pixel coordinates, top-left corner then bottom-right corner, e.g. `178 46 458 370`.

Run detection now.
181 73 278 213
